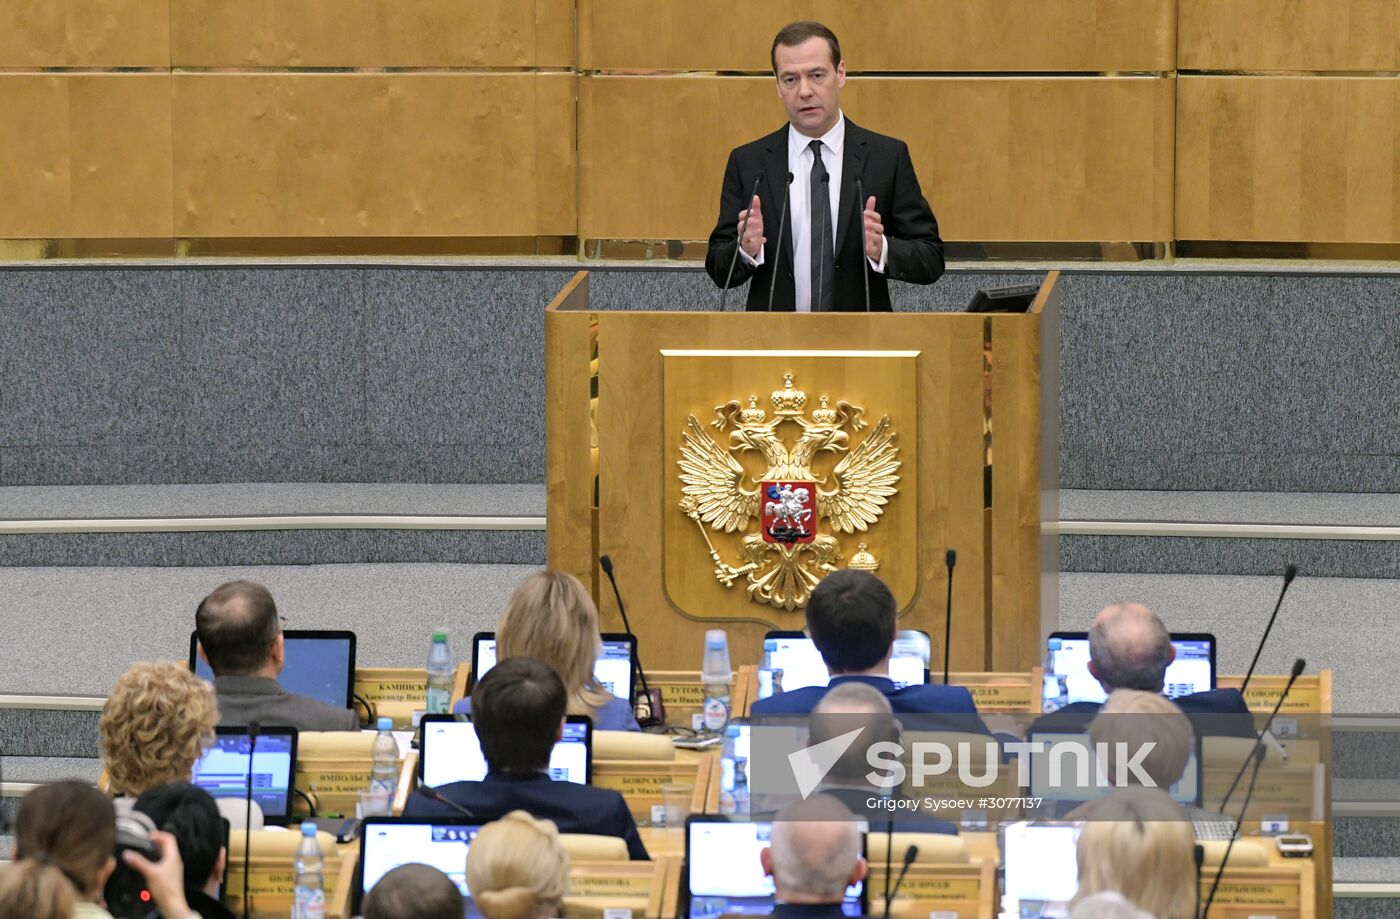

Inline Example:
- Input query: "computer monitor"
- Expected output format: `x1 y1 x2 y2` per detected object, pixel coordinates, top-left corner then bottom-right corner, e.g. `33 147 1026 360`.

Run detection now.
470 632 636 702
418 715 592 787
1042 631 1216 712
760 630 929 698
190 726 297 824
1027 731 1201 807
355 817 482 918
685 816 865 919
189 629 356 710
1000 821 1081 918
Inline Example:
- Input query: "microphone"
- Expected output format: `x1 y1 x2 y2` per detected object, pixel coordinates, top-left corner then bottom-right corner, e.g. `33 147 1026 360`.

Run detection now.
1240 564 1298 695
415 785 477 819
719 175 763 313
242 721 260 919
1202 744 1269 919
855 177 871 313
881 812 894 919
882 844 919 919
600 554 666 727
767 172 794 312
815 173 831 311
1219 657 1306 814
1193 843 1205 919
942 549 956 686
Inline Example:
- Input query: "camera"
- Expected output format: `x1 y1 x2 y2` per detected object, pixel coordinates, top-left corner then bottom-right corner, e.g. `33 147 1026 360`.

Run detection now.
104 810 161 919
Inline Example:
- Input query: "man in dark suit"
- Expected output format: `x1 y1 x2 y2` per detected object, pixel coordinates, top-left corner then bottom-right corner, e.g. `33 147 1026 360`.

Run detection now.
759 795 867 919
751 570 984 730
705 21 943 312
402 657 649 860
196 580 360 732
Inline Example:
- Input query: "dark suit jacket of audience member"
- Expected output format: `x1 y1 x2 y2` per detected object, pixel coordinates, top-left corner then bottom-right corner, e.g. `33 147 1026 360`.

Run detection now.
403 771 650 860
186 888 237 919
772 903 854 919
1029 688 1255 738
750 675 988 734
213 675 360 732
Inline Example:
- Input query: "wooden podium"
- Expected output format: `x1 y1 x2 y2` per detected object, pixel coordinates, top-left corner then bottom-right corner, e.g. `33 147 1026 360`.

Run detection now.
545 271 1059 673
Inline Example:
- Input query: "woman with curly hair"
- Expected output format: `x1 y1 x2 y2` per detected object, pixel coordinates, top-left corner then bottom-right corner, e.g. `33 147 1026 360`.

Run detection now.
100 661 262 828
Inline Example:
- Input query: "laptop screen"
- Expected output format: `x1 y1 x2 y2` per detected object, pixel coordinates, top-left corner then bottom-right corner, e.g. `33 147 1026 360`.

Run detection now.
190 630 355 710
1001 821 1081 917
191 728 297 822
1042 632 1216 711
1027 732 1200 807
686 819 864 919
761 631 928 699
472 633 635 702
420 716 591 787
358 818 480 918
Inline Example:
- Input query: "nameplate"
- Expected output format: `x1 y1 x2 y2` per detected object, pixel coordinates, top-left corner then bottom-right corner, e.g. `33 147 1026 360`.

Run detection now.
356 677 428 706
877 876 979 901
225 865 339 914
593 773 674 796
298 765 375 796
965 685 1034 711
1198 881 1297 909
568 875 655 897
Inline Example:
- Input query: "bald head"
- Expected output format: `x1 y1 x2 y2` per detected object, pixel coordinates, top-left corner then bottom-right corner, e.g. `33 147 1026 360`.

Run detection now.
762 796 866 903
1088 603 1174 694
811 684 898 785
195 580 281 676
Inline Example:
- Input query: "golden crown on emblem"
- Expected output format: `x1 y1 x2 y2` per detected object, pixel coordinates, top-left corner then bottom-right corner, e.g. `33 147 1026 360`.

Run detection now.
771 372 807 417
811 394 839 426
739 395 768 425
848 543 880 571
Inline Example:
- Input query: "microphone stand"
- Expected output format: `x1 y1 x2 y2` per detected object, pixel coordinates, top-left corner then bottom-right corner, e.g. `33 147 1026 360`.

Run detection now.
1202 745 1268 919
242 722 260 919
600 554 666 727
942 549 956 685
719 176 763 312
855 177 871 313
767 173 794 312
1241 564 1298 695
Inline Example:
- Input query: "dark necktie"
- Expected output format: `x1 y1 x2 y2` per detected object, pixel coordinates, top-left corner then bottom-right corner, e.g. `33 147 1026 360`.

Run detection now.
809 139 834 312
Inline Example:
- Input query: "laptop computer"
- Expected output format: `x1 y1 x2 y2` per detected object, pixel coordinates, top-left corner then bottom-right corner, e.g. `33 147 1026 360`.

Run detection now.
1042 631 1216 712
469 632 636 702
354 816 482 918
1000 820 1081 918
759 630 929 699
684 816 866 919
418 715 592 787
191 726 298 825
189 629 356 710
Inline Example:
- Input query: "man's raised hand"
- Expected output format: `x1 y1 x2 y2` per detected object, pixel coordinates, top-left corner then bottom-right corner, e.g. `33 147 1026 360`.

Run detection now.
738 194 765 258
862 196 885 262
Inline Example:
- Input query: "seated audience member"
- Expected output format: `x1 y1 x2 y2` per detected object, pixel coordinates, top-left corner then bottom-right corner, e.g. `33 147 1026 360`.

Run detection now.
195 579 359 731
802 683 957 835
407 657 649 859
1089 690 1192 790
364 863 464 919
0 780 195 919
760 795 867 919
457 569 640 731
101 661 262 829
750 570 981 722
467 811 570 919
133 782 237 919
1071 788 1197 919
1068 891 1154 919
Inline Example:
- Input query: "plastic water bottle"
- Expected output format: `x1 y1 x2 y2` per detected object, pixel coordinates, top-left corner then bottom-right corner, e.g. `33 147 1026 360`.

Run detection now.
757 639 784 700
426 630 454 715
292 823 325 919
701 630 731 736
370 716 399 799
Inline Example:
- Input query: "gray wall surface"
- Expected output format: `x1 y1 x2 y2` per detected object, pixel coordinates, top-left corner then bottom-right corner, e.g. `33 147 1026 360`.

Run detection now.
2 265 1396 491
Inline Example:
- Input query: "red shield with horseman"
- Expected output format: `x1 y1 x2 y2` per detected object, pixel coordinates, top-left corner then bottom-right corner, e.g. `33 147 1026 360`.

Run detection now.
761 481 816 544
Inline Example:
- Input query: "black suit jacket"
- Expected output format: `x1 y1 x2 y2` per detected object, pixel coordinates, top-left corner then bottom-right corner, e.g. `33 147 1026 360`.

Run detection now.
1030 689 1256 739
705 119 944 312
402 771 650 860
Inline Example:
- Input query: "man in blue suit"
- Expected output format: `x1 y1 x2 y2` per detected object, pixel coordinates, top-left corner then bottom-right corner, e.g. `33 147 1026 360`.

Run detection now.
402 657 649 859
751 570 983 728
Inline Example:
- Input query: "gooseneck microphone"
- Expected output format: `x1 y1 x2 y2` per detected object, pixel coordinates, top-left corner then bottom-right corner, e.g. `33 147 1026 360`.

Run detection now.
882 844 919 919
1220 657 1306 814
242 721 260 919
767 172 794 312
855 177 872 313
942 549 957 686
815 173 831 311
1202 744 1268 919
1241 564 1299 695
719 175 763 313
415 785 477 818
600 554 666 727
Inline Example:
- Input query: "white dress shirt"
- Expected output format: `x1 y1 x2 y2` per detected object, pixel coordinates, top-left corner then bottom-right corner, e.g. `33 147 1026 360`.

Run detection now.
742 112 887 312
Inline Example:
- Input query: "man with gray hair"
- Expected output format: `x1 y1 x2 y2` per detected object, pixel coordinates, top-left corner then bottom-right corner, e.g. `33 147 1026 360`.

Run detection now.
760 795 867 918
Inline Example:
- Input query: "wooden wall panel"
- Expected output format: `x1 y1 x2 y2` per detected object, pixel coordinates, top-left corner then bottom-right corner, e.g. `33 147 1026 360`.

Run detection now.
169 0 574 68
1180 0 1400 71
579 0 1174 73
0 0 170 67
0 75 173 238
579 76 1174 243
171 73 575 237
1176 77 1400 243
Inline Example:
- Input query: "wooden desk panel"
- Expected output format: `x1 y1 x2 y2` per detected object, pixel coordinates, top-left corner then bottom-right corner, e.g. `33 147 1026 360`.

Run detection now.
1180 0 1400 72
1 0 169 67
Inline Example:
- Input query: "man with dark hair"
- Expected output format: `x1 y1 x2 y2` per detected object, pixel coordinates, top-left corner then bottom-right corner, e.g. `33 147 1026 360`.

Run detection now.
363 863 463 919
750 570 980 719
706 20 943 312
402 657 649 859
132 781 237 919
195 580 359 731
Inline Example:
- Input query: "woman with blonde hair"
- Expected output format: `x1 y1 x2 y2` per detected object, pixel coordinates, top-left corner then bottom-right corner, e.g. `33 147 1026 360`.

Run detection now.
457 569 640 731
468 810 570 919
100 661 261 827
1072 788 1197 919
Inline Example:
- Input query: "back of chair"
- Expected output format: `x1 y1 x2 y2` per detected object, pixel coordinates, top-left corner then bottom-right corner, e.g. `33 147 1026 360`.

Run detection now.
594 730 674 761
560 834 631 860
